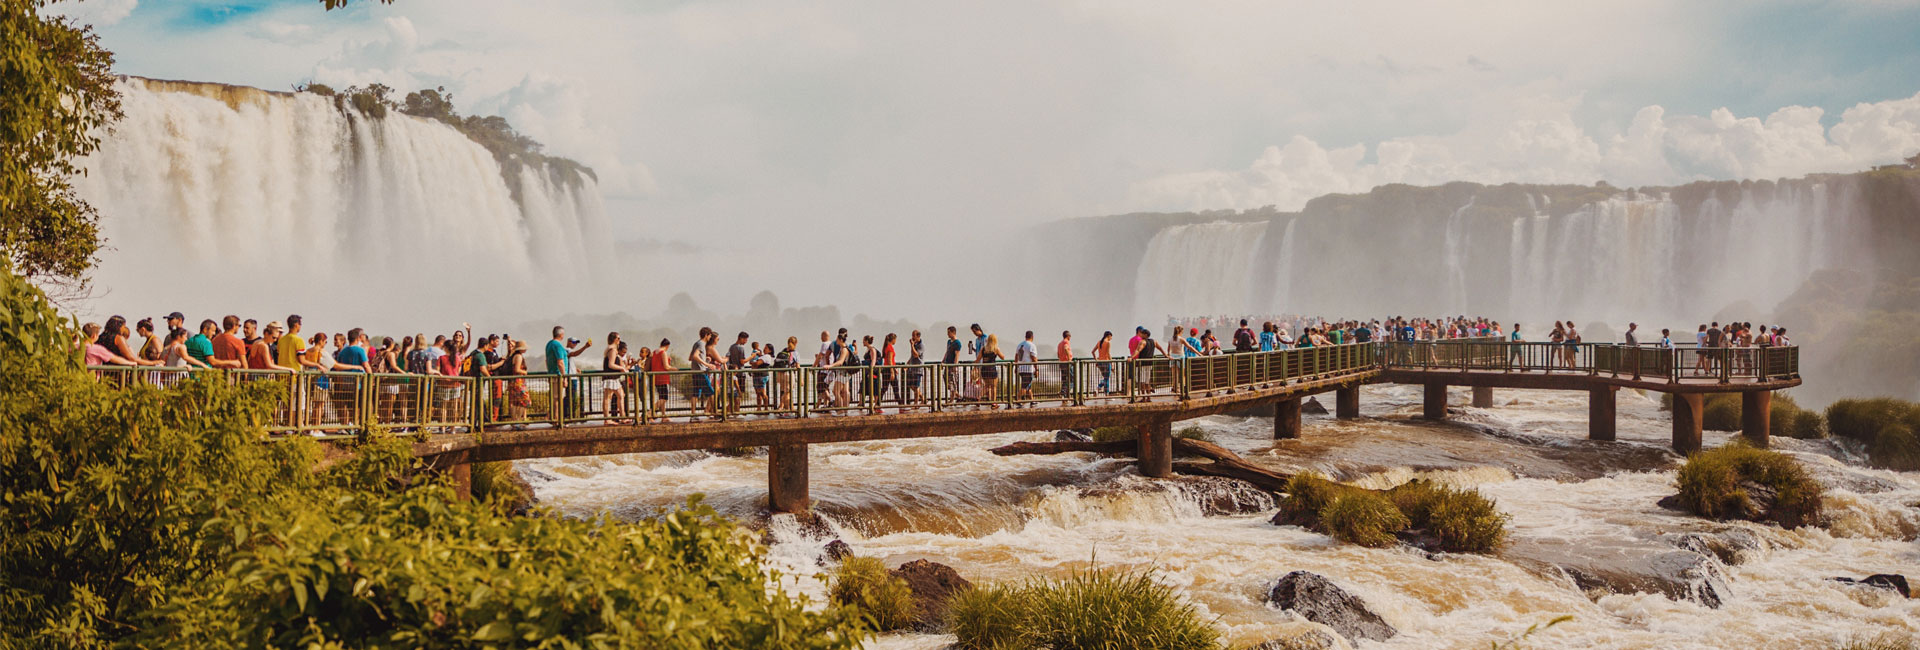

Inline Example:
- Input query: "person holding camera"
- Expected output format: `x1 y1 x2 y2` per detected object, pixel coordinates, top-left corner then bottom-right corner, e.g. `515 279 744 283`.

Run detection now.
547 326 592 420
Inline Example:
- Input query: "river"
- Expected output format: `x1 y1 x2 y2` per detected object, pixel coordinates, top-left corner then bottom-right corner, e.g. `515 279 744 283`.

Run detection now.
520 385 1919 649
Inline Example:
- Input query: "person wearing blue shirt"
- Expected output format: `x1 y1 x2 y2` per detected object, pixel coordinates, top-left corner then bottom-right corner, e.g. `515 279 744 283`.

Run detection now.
335 328 371 372
546 325 592 417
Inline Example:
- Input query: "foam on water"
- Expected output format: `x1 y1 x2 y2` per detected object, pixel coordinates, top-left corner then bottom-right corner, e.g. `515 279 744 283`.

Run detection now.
527 386 1920 648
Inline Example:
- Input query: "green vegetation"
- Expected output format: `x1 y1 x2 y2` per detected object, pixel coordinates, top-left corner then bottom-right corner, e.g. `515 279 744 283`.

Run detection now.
1 0 123 284
828 557 917 632
1387 479 1511 553
1090 426 1137 442
1842 635 1920 650
1488 615 1574 650
1672 444 1824 529
1826 398 1920 471
1277 473 1509 552
1173 426 1214 442
469 460 533 512
0 267 864 648
945 567 1220 650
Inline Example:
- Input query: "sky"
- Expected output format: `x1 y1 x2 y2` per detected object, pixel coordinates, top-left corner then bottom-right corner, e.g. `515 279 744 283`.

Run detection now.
51 0 1920 252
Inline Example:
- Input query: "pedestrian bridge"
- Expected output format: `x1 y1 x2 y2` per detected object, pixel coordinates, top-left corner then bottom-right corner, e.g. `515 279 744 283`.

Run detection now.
92 341 1801 512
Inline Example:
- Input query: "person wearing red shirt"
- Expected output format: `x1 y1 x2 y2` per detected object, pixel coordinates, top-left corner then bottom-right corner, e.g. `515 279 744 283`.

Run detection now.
210 315 246 369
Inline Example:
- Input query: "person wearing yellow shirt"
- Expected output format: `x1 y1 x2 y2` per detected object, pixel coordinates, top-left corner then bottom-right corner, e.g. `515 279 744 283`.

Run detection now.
277 314 312 369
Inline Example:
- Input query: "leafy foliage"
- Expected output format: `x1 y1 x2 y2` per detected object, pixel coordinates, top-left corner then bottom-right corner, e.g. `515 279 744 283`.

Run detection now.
0 267 866 648
945 567 1220 650
1316 491 1409 548
1825 397 1920 470
1672 444 1824 529
0 0 123 282
827 557 917 632
1386 479 1511 553
1089 426 1137 442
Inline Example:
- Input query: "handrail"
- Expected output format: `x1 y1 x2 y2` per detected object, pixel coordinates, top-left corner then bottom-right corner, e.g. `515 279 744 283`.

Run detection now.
82 340 1796 438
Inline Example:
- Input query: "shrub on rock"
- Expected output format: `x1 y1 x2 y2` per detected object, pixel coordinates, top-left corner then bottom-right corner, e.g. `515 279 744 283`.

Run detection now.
1672 444 1824 529
945 567 1219 650
1386 480 1510 553
828 557 917 631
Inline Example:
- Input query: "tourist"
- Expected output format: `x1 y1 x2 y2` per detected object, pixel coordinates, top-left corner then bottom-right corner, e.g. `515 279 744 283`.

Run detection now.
750 342 774 410
164 311 185 337
210 316 246 369
83 327 138 369
97 316 158 367
1056 331 1074 399
1660 328 1673 348
1563 322 1581 368
1185 328 1203 359
775 337 799 411
1013 331 1038 405
187 319 218 367
727 331 750 413
603 338 632 425
1624 322 1640 346
1233 319 1256 353
546 326 592 419
337 329 371 373
969 323 987 362
942 326 964 403
1259 322 1277 352
905 331 925 406
241 319 259 347
879 332 901 408
304 333 336 426
979 334 1004 408
649 339 673 419
1131 328 1160 401
857 335 879 414
1093 331 1114 394
277 315 307 369
245 322 295 371
502 340 531 426
136 318 162 363
163 327 207 370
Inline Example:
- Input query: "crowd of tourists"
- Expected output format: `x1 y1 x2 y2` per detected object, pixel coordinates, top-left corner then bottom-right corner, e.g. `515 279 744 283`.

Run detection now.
74 310 1790 426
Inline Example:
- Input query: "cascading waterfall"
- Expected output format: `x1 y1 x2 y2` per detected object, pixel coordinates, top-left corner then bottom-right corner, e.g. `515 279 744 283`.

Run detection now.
1132 221 1269 322
1268 217 1298 313
1442 196 1476 312
71 78 611 326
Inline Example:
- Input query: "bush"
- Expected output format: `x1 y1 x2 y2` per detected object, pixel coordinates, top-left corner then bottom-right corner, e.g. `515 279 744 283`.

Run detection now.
1697 392 1822 438
470 460 532 512
946 567 1219 650
1317 492 1408 548
1089 426 1137 443
1173 426 1213 442
1868 424 1920 471
1673 444 1824 529
1702 395 1741 431
1825 398 1913 443
0 268 865 648
1386 480 1510 553
828 557 917 632
1784 406 1827 440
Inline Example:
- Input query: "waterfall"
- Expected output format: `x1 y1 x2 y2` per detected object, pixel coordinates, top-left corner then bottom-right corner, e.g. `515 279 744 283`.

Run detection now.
1132 221 1269 322
1269 217 1298 313
1442 196 1476 312
71 78 611 326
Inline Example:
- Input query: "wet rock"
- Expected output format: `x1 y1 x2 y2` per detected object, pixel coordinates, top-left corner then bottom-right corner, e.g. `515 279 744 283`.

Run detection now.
1250 629 1340 650
1666 531 1766 565
1833 574 1912 598
1055 429 1093 442
1172 475 1276 515
1655 494 1686 512
1560 550 1732 608
1301 398 1329 415
1265 571 1397 643
759 511 836 546
520 468 560 483
822 539 853 562
889 559 973 630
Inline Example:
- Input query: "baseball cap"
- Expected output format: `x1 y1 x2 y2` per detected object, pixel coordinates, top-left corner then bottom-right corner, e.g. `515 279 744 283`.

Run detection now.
167 311 185 320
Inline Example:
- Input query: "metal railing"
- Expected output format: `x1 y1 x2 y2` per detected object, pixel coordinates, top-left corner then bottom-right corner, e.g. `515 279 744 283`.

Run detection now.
82 340 1796 438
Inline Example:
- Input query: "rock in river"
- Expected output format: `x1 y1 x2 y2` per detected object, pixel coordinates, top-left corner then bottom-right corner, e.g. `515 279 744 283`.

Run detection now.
1265 571 1397 643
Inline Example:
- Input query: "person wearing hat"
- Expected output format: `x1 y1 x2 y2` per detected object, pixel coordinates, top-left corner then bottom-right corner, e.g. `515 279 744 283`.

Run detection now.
165 311 185 334
246 321 296 372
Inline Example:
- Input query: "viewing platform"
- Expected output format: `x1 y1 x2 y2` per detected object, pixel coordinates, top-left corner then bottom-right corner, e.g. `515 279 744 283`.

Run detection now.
90 341 1800 512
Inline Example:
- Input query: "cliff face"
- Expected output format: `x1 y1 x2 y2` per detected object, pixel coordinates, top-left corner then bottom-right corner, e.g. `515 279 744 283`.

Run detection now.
1025 169 1920 403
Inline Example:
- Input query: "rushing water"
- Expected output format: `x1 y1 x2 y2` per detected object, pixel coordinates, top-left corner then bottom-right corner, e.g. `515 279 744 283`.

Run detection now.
1134 221 1270 322
71 78 612 327
524 386 1919 649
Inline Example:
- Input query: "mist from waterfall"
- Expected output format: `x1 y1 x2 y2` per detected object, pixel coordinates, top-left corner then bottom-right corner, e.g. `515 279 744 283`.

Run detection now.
1132 221 1269 322
71 78 611 329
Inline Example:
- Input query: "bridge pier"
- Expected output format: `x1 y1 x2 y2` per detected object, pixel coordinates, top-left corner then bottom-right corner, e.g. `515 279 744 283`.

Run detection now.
449 463 472 501
1742 391 1772 448
1274 397 1302 439
1672 393 1704 455
1336 386 1360 419
1422 383 1447 420
769 443 810 513
1138 416 1174 478
1472 386 1494 408
1588 386 1616 441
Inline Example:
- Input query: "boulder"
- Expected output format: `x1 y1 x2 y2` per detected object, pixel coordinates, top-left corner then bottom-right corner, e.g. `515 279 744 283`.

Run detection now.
822 539 853 562
1055 429 1094 442
890 559 973 630
1666 531 1766 565
1265 571 1397 643
1508 537 1733 608
1833 574 1911 598
1250 629 1340 650
1301 397 1329 415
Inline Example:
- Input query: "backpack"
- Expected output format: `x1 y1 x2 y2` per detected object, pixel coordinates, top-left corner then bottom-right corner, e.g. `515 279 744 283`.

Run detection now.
1234 328 1254 350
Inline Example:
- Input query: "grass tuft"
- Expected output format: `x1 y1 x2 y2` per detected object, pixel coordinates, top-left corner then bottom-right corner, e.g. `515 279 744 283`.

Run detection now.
1280 474 1508 553
1173 426 1214 442
1387 479 1511 553
1317 491 1409 548
828 557 918 632
1673 444 1824 529
946 567 1220 650
1089 426 1138 443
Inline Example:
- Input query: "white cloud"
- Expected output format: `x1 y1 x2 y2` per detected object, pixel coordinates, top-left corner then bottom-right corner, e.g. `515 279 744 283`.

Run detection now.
1129 91 1920 211
49 0 138 27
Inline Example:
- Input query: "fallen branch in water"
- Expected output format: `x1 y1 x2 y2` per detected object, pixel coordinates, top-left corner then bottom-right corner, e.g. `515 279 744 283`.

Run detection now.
987 437 1294 493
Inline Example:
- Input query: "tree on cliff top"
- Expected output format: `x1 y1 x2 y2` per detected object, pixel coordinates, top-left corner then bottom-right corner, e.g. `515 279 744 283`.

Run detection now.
0 0 122 287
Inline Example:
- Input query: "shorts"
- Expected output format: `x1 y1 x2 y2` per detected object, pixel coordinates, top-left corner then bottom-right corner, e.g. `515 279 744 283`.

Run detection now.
602 377 624 391
1018 372 1035 389
654 384 670 401
691 375 715 398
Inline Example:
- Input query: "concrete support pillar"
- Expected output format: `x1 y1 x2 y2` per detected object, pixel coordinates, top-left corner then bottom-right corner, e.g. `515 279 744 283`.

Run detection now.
1137 416 1174 478
1422 383 1447 420
769 443 811 513
1588 386 1616 442
1274 397 1302 440
1672 393 1704 456
449 463 472 502
1741 391 1772 448
1471 386 1494 408
1335 386 1361 419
